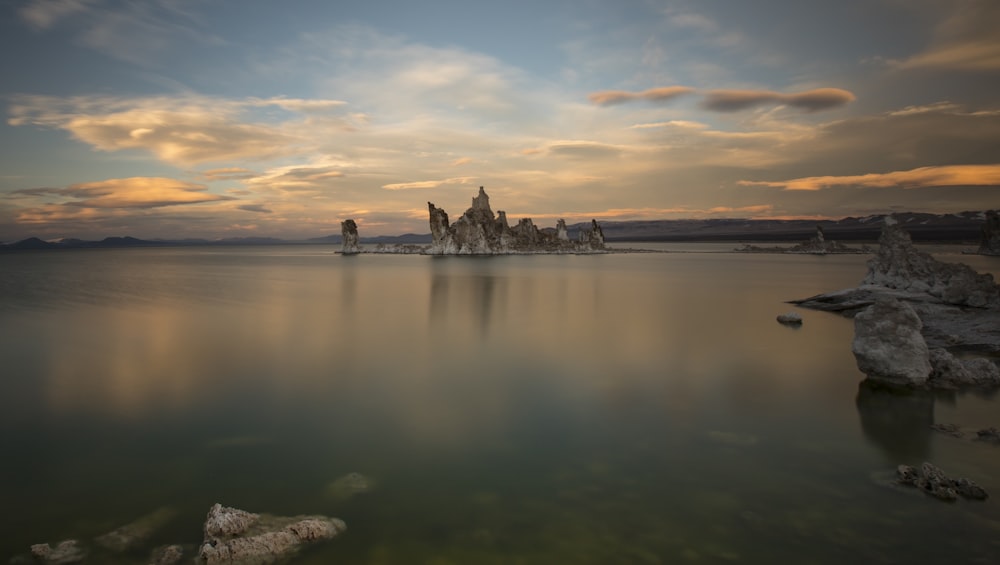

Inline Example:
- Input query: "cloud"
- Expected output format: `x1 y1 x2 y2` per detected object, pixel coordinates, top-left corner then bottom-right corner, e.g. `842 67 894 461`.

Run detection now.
629 120 709 130
546 140 626 159
237 204 272 214
244 164 346 193
739 164 1000 191
701 88 856 112
201 167 256 181
8 94 355 166
451 157 473 166
587 86 696 106
67 177 229 208
895 3 1000 71
382 177 476 190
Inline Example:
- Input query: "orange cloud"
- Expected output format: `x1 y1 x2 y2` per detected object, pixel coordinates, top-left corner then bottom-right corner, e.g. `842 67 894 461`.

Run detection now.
588 86 695 106
739 164 1000 191
451 157 473 166
701 88 856 112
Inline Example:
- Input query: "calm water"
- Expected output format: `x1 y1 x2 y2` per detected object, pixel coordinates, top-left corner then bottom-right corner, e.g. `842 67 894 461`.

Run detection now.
1 246 999 564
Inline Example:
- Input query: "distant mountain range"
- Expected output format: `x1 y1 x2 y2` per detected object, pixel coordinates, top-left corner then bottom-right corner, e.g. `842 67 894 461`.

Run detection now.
1 211 991 250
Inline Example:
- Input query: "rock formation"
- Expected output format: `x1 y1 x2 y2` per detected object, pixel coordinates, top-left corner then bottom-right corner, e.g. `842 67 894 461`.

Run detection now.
896 462 988 501
197 503 346 564
978 210 1000 255
341 219 360 254
852 296 931 386
862 217 999 308
427 186 606 254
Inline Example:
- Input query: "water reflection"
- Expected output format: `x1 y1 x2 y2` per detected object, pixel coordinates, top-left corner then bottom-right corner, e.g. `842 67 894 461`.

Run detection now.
429 258 503 337
855 381 936 462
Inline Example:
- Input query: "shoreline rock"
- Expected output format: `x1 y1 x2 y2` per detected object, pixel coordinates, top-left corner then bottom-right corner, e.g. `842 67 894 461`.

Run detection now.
978 210 1000 256
735 225 868 254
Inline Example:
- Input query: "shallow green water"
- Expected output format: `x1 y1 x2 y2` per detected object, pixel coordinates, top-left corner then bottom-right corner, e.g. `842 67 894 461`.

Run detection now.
1 246 999 563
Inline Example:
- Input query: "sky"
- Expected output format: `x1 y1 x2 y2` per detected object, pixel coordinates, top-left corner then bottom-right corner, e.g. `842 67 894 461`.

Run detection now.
1 0 999 241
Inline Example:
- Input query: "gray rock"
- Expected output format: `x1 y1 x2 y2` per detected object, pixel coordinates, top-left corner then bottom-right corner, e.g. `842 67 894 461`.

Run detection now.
978 210 1000 256
340 219 360 254
95 506 177 552
198 504 345 565
852 297 931 386
28 541 85 565
776 311 802 325
895 462 988 501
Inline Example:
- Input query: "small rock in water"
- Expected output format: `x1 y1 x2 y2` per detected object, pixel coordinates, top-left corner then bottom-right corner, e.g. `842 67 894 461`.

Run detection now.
929 423 964 438
776 312 803 325
976 427 1000 444
29 540 85 565
895 462 988 501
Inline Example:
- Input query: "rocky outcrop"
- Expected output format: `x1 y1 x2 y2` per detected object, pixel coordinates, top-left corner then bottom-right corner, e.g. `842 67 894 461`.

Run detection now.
862 217 999 308
197 503 345 564
896 462 988 501
978 210 1000 255
852 297 931 386
341 219 360 254
427 187 606 254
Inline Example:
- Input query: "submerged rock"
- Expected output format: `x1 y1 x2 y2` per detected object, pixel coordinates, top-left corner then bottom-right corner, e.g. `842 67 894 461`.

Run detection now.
341 219 360 254
325 472 375 500
28 540 85 565
852 297 931 386
427 186 606 254
978 210 1000 256
197 503 345 564
896 462 988 501
928 348 1000 389
149 544 186 565
94 506 177 552
976 427 1000 444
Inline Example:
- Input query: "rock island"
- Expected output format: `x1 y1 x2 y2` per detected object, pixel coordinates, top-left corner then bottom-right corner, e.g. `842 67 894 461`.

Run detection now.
342 186 607 255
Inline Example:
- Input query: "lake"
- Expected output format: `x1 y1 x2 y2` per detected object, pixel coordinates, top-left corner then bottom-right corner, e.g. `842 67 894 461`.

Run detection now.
1 244 999 564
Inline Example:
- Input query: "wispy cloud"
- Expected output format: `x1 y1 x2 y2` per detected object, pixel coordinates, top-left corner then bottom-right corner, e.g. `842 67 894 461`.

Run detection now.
739 164 1000 191
701 88 856 112
587 86 696 106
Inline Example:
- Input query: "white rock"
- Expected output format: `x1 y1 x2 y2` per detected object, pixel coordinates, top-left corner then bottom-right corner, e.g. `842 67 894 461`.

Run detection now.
852 296 931 386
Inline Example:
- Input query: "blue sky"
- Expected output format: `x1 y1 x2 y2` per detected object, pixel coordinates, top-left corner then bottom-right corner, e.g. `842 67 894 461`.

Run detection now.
1 0 998 240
